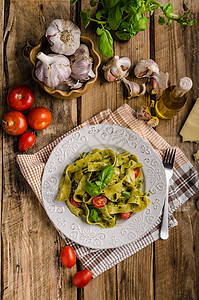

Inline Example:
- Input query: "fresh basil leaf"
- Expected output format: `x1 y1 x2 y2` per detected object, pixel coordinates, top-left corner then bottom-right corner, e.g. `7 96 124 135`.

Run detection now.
115 31 130 40
95 181 102 187
167 19 172 25
85 181 101 197
98 30 114 57
96 27 104 35
96 11 103 20
99 165 114 184
163 3 173 15
119 21 130 30
80 9 91 28
89 209 98 223
105 0 120 8
108 3 123 30
134 17 149 31
158 16 166 25
90 0 97 7
122 191 131 199
101 183 106 189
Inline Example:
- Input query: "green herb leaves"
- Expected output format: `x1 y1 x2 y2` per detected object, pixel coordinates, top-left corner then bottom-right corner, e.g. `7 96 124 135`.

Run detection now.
89 209 98 222
71 0 195 57
85 165 114 197
97 29 114 58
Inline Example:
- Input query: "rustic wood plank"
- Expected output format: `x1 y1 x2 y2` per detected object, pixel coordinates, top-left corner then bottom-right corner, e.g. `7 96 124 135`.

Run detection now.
154 0 199 299
114 14 154 300
1 1 78 299
0 0 5 298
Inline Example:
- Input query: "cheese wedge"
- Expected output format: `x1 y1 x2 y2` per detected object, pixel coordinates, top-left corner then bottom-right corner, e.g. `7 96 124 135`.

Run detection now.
193 150 199 161
180 98 199 143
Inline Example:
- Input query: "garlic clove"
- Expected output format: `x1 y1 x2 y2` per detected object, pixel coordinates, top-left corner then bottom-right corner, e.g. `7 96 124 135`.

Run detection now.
122 78 146 98
46 19 81 56
71 57 95 82
35 52 71 88
65 77 83 89
146 77 159 95
134 59 159 78
154 71 169 89
104 69 117 82
70 44 90 63
136 105 152 121
147 116 159 127
102 55 131 81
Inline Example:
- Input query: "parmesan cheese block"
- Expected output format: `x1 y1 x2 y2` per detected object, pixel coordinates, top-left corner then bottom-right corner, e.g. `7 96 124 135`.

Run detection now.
180 98 199 143
193 150 199 161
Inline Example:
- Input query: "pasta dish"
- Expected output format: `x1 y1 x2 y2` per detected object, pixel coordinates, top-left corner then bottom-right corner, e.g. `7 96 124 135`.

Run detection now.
57 148 150 228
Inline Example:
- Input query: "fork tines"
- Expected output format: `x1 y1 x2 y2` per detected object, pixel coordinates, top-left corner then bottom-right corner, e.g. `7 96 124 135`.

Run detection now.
163 149 176 168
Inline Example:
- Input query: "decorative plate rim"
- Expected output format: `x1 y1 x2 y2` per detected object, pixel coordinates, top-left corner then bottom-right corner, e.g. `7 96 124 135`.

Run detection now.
41 124 166 249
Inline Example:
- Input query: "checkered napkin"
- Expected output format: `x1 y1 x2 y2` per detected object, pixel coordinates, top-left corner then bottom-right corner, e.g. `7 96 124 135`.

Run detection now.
16 104 199 278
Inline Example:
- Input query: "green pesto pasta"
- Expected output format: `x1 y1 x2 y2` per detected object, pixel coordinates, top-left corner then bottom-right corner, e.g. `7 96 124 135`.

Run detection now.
57 148 150 228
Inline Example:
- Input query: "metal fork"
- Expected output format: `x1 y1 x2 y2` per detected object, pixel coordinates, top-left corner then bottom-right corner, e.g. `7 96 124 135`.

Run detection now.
160 148 176 240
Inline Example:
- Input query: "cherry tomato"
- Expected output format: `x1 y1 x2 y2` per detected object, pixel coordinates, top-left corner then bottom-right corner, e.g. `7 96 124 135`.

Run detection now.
71 196 81 208
73 270 92 288
28 107 52 130
92 195 107 208
7 85 34 111
134 168 139 178
120 212 132 220
60 246 76 269
18 132 36 152
2 111 28 136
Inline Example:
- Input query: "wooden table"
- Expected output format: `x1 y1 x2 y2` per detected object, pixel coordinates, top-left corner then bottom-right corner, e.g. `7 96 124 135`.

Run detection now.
1 0 199 299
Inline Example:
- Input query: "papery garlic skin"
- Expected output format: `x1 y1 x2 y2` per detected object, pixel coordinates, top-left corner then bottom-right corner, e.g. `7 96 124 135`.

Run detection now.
122 78 146 98
71 57 95 82
70 44 90 63
134 59 159 78
35 52 71 88
65 77 83 89
46 19 81 56
146 77 159 95
103 55 131 81
136 105 152 121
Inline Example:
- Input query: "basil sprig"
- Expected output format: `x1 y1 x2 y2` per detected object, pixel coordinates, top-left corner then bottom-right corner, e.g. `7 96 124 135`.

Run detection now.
85 165 114 197
71 0 195 57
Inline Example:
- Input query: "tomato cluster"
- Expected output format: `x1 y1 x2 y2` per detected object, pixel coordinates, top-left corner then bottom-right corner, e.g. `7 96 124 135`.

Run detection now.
60 246 92 288
2 85 52 152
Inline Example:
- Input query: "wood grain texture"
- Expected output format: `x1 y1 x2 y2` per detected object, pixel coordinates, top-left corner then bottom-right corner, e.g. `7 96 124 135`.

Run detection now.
1 1 78 299
154 1 199 299
0 0 198 299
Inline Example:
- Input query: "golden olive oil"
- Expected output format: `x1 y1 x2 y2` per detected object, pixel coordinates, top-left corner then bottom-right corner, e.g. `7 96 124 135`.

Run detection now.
155 77 193 119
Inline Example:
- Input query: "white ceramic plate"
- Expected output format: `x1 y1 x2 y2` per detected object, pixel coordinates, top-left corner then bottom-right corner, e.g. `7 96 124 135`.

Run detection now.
42 124 166 249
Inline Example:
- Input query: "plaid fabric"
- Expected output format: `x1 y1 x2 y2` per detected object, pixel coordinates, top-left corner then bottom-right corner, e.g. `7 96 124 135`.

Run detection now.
16 104 199 278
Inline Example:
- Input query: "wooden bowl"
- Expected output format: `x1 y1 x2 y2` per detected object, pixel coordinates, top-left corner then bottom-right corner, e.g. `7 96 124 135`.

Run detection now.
29 36 101 100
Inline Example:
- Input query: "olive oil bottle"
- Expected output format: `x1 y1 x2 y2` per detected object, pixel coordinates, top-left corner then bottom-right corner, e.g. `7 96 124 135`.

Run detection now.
155 77 193 119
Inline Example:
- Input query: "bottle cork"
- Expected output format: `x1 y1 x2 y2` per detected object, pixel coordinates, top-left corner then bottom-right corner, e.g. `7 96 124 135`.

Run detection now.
173 77 193 98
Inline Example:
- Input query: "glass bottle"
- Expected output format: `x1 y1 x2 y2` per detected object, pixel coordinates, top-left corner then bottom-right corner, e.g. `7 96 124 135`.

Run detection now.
155 77 193 119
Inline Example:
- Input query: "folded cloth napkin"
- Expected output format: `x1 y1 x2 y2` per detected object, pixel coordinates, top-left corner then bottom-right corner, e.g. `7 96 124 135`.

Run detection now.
17 104 199 278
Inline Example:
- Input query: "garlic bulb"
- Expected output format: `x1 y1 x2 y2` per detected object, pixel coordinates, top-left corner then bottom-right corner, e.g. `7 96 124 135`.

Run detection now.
122 78 146 98
65 77 83 89
70 44 90 63
136 106 152 121
71 57 95 82
35 52 71 88
103 55 131 81
134 59 159 78
46 19 81 56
